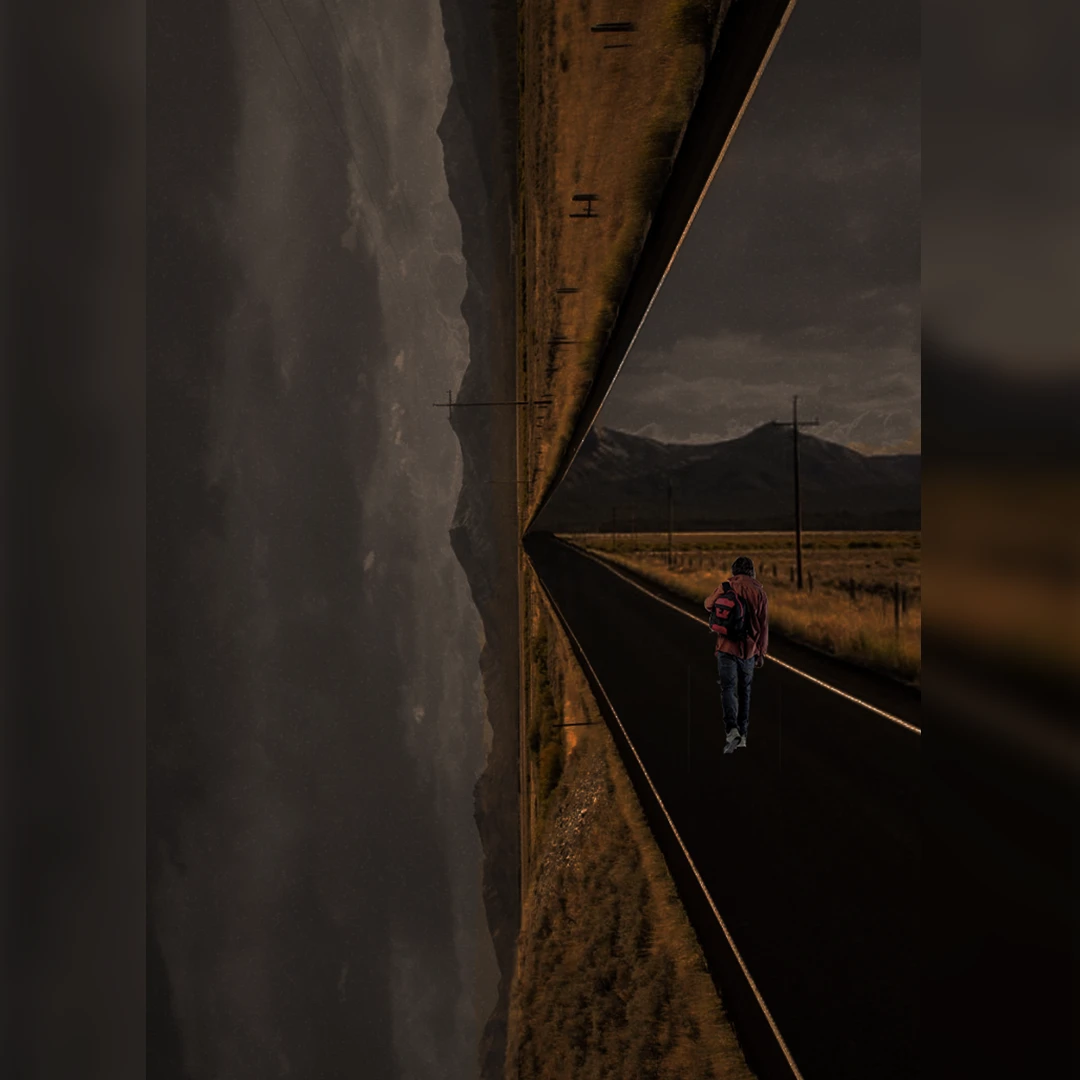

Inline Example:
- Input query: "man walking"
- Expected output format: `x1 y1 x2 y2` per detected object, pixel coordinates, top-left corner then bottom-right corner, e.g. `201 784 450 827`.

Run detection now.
704 556 769 753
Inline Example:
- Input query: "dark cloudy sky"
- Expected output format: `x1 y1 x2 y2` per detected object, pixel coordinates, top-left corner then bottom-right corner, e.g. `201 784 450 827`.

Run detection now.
597 0 920 453
149 1 497 1077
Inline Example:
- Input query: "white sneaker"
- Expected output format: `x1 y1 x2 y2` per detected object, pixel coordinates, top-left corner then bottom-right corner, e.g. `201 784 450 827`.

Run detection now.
735 732 748 750
723 728 740 754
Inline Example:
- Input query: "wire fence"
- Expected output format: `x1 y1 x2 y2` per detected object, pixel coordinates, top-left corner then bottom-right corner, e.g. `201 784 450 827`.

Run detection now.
603 543 922 635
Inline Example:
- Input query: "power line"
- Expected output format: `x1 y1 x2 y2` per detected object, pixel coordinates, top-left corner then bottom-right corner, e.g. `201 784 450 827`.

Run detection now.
319 0 396 182
274 0 389 227
316 0 413 239
247 0 322 119
246 0 405 268
275 0 353 148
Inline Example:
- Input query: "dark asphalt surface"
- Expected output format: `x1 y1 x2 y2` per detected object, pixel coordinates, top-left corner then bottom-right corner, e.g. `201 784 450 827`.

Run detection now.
526 533 920 1080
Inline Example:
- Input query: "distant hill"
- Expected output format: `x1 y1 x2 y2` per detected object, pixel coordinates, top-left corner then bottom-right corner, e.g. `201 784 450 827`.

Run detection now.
533 424 921 532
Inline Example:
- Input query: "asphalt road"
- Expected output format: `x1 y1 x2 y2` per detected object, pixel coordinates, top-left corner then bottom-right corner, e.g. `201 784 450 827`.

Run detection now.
526 533 920 1080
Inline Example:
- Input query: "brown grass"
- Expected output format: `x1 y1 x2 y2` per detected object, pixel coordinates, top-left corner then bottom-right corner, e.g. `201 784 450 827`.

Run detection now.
513 10 759 1070
522 570 567 857
518 0 732 527
507 633 756 1079
569 531 922 682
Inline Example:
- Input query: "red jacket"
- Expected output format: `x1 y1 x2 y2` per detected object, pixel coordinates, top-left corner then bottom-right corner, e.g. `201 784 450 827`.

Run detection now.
704 574 769 659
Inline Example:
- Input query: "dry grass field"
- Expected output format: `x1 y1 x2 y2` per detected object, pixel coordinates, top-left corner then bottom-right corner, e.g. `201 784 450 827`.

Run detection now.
518 0 731 526
512 6 768 1073
521 570 569 874
569 530 923 682
509 588 755 1079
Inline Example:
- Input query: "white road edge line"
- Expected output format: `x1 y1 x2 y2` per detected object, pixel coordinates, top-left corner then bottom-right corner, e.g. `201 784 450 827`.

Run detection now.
534 570 806 1080
561 539 921 736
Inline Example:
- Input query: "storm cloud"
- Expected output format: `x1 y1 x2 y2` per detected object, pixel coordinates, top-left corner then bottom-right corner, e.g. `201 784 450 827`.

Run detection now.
149 1 497 1077
598 0 920 452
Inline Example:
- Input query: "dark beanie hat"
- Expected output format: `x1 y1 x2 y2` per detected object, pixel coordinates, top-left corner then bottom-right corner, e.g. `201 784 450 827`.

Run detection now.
732 556 755 577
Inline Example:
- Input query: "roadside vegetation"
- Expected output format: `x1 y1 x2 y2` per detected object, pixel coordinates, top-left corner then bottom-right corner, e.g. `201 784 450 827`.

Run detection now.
518 0 733 526
510 574 755 1079
513 3 759 1070
567 530 922 682
523 592 566 860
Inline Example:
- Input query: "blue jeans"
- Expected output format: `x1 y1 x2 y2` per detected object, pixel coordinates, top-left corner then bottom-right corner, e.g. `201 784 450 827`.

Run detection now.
716 653 756 736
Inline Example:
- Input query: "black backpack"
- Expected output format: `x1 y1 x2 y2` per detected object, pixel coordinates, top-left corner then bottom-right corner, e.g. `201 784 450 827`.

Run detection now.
709 582 749 641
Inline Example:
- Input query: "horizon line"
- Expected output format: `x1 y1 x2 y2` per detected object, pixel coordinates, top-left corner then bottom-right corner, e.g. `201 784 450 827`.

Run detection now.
598 422 922 456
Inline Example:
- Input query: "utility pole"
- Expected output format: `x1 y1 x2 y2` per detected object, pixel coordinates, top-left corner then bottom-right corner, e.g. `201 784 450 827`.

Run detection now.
667 482 673 568
569 193 600 218
771 395 819 590
429 390 548 410
433 390 551 423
